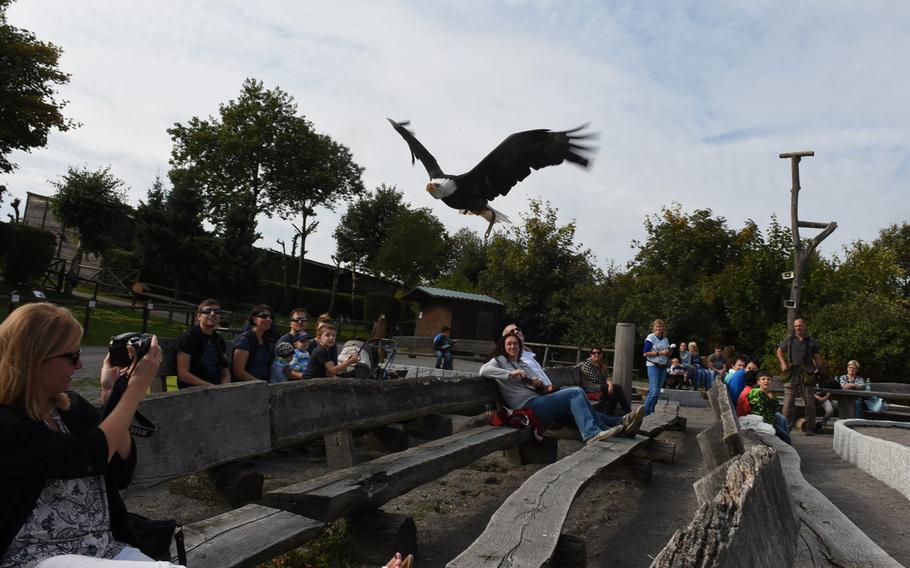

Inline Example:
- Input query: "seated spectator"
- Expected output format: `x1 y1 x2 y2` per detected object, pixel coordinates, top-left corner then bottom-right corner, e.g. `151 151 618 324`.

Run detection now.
708 346 727 376
686 342 715 391
233 304 276 382
0 303 184 567
278 308 314 354
736 369 759 416
726 355 750 402
176 298 230 389
580 346 632 415
837 359 885 415
481 330 643 443
747 371 791 444
678 340 691 366
666 358 690 390
433 326 455 370
288 333 311 379
270 342 295 383
305 324 359 378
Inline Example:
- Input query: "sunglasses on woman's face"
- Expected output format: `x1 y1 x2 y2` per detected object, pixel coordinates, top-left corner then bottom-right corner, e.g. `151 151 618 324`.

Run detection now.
50 350 81 365
199 308 225 316
591 351 603 355
256 313 273 319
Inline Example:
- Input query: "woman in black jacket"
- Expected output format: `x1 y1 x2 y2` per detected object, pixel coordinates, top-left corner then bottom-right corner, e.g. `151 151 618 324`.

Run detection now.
0 303 181 567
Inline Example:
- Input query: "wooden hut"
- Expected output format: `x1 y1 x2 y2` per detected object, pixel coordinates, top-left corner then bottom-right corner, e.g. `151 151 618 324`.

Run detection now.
402 286 504 340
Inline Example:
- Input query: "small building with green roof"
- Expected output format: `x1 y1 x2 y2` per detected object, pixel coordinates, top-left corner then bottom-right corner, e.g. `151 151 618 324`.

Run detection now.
401 286 504 340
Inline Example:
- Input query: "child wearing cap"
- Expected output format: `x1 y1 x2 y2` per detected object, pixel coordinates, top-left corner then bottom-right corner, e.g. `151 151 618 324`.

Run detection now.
289 333 311 379
270 341 295 383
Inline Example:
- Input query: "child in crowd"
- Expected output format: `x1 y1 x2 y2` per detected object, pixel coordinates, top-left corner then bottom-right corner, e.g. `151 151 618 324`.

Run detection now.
288 332 311 379
747 371 791 444
305 323 359 378
666 358 689 389
270 342 295 383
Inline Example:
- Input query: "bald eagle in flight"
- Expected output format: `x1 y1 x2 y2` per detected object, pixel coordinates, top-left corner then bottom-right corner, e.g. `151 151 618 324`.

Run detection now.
387 118 596 238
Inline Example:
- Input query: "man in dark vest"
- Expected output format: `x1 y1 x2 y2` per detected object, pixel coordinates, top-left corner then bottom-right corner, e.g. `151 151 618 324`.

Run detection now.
776 317 822 434
176 298 231 388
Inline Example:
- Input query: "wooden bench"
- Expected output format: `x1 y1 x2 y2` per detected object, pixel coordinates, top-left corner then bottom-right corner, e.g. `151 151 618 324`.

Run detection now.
447 400 683 568
822 385 910 419
667 379 903 567
170 504 324 568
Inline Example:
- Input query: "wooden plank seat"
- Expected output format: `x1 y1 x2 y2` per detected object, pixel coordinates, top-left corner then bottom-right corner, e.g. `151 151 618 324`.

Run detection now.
821 387 910 419
265 425 531 521
447 407 682 568
171 504 324 568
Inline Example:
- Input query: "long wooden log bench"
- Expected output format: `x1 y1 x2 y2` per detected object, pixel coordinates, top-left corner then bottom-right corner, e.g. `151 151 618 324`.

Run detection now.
129 352 614 567
447 400 685 568
666 378 904 567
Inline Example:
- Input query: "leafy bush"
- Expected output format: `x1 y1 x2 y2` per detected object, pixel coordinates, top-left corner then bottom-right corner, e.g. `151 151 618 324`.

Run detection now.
0 222 56 286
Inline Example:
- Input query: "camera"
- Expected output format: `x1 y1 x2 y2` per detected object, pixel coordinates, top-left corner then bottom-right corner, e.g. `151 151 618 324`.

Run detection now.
109 332 153 367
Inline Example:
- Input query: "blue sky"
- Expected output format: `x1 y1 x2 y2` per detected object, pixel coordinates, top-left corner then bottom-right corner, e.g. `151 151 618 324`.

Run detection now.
2 1 908 270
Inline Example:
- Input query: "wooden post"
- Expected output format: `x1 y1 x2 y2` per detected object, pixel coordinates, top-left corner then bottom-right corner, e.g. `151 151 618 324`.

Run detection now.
613 323 635 397
325 430 356 469
780 151 837 331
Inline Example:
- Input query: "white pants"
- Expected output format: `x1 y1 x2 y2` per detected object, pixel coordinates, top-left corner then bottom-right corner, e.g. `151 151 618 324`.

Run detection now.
35 546 185 568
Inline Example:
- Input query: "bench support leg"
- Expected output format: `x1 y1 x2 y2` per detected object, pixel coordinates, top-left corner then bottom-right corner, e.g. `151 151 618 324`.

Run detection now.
325 430 356 469
504 437 558 465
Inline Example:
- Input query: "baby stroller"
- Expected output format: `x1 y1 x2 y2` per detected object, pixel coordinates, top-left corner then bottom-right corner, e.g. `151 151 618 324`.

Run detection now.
337 338 407 380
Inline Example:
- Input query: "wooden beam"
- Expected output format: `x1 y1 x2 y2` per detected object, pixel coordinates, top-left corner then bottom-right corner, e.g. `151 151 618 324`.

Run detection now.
134 382 272 482
269 375 501 448
266 425 530 521
174 504 323 568
448 410 680 568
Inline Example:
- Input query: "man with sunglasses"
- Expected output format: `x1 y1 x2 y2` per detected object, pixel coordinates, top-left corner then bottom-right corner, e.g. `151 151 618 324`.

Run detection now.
278 308 314 354
176 298 231 388
501 323 553 389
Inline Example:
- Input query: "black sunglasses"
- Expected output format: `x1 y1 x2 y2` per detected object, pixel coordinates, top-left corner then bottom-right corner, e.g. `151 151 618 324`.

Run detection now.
50 349 81 365
291 317 308 323
256 313 273 319
199 308 225 315
591 351 603 355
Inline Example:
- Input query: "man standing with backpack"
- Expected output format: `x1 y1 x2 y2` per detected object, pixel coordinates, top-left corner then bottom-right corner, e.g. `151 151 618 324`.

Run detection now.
776 317 823 435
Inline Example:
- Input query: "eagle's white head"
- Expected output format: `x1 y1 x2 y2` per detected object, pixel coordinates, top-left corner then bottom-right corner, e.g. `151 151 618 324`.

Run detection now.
426 178 457 199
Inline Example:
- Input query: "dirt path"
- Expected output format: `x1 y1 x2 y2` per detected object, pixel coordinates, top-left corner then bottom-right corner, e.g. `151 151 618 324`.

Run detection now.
792 427 910 566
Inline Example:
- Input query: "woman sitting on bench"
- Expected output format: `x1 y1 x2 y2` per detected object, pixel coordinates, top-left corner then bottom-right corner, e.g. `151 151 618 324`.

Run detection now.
480 330 643 444
0 303 186 567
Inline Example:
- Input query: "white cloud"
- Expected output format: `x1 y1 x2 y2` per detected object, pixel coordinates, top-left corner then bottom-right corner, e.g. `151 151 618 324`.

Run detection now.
2 0 907 274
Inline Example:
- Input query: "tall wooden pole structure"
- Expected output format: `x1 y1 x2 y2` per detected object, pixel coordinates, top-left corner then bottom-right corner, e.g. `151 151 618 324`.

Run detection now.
613 322 635 396
780 151 837 332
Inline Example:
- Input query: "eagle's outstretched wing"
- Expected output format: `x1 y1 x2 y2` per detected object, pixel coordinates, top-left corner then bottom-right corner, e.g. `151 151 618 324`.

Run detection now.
464 125 597 199
387 118 445 179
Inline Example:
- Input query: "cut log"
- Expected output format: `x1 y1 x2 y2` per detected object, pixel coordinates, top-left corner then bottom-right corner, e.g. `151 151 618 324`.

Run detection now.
625 455 653 483
697 422 730 469
347 510 417 566
633 438 676 465
173 504 323 568
652 445 798 568
267 425 531 521
692 457 737 506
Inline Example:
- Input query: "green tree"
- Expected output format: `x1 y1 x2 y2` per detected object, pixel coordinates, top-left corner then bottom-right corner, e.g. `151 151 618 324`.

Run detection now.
168 79 363 299
478 199 600 342
334 184 406 277
375 206 449 288
51 165 128 293
434 228 487 292
0 0 77 173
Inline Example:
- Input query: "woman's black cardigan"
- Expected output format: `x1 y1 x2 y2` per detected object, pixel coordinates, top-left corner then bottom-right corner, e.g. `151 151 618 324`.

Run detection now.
0 391 137 557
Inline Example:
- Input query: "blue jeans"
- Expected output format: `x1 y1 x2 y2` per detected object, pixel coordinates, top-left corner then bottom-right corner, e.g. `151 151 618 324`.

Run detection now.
435 350 452 370
524 386 621 441
645 365 667 415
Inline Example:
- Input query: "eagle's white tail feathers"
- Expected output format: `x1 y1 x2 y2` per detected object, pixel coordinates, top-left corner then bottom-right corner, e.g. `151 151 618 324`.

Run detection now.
480 205 511 225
